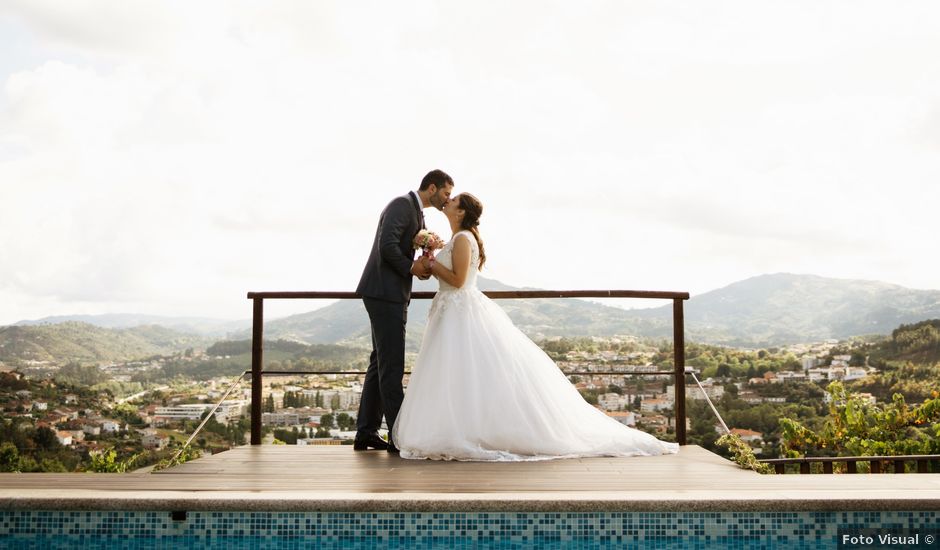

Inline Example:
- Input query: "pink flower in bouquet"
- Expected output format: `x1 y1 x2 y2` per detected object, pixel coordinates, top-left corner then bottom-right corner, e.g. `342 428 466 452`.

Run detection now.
413 230 444 254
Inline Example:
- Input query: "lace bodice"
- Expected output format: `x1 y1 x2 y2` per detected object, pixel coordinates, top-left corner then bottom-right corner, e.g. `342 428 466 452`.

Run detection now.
435 230 480 291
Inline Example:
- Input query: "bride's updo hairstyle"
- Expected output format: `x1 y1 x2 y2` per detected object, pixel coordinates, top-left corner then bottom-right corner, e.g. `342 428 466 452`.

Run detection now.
458 193 487 270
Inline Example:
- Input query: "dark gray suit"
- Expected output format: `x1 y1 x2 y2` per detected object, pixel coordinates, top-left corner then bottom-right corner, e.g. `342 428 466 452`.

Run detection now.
355 193 425 438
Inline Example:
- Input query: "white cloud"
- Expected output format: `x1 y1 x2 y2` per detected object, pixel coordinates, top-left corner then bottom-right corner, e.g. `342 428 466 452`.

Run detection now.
1 1 939 324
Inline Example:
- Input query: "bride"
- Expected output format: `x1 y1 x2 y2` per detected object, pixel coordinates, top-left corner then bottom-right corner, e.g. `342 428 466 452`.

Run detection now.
391 193 680 461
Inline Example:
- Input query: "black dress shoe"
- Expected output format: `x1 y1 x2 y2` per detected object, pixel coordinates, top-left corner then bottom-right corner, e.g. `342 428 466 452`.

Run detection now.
353 432 388 451
386 437 400 454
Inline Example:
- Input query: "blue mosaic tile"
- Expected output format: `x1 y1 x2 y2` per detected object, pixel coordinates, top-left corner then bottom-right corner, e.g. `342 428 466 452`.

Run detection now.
0 510 937 549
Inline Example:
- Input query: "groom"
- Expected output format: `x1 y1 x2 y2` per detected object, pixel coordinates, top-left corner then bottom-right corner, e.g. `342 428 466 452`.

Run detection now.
354 169 454 453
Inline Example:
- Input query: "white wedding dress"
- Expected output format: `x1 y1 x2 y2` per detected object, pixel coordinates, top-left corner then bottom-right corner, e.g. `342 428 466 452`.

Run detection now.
392 231 680 461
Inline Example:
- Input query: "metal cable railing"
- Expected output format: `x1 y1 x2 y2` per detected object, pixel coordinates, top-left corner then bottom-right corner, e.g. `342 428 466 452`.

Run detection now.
166 363 678 466
166 370 250 467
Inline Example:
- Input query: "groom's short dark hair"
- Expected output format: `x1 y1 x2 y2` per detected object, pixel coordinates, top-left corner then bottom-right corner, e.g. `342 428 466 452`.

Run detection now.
419 169 453 191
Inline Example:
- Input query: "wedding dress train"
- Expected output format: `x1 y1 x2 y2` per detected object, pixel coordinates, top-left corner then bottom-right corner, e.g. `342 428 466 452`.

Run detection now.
392 231 679 461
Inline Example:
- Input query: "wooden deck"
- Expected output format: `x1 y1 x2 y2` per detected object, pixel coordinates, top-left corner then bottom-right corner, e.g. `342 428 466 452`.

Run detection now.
1 445 939 512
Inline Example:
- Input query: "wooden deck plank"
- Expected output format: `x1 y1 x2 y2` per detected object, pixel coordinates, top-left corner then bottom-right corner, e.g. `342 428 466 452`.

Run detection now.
1 445 939 512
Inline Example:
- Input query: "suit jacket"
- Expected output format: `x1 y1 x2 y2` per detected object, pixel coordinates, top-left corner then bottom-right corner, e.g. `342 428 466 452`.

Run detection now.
357 193 426 303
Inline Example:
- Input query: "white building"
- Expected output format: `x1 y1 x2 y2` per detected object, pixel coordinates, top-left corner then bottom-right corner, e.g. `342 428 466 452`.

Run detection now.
605 411 637 426
843 367 868 381
153 404 213 426
56 431 73 446
142 431 169 450
214 400 248 424
807 367 833 382
640 398 672 413
52 408 78 420
319 390 359 410
262 411 300 426
731 428 763 446
598 393 633 411
775 371 807 382
82 423 101 436
102 420 121 433
669 383 724 402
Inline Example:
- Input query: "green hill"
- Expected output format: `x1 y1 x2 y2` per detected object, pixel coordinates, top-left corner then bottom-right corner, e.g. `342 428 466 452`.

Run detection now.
867 319 940 366
232 273 940 348
845 319 940 403
5 274 940 360
633 273 940 346
0 322 211 365
233 276 660 351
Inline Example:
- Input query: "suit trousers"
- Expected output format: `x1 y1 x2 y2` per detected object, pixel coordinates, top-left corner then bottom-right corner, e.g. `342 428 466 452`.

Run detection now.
356 297 407 439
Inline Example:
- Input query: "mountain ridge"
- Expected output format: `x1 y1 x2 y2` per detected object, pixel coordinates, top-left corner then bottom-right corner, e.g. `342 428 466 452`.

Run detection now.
14 313 247 337
231 273 940 349
0 322 213 364
3 274 939 364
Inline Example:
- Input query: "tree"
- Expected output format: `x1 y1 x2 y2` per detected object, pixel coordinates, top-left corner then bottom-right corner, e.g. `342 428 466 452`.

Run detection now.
87 448 140 473
264 394 275 413
0 442 22 472
686 400 720 452
336 413 355 431
33 426 61 451
40 458 68 472
780 381 940 458
330 394 341 410
320 413 335 429
580 391 598 405
716 364 732 378
272 429 298 444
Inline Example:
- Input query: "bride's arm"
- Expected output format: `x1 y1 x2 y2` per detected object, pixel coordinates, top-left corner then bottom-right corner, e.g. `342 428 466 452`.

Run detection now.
431 236 471 288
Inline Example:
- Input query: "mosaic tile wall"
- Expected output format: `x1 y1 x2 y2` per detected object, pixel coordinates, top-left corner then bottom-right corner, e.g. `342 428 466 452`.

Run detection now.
1 510 938 549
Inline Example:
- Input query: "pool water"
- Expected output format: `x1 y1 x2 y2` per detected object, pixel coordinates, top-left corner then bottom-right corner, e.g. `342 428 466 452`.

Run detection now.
2 511 938 549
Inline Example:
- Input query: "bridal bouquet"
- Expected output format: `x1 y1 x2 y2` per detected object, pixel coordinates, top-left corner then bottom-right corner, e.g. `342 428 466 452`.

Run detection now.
413 230 444 255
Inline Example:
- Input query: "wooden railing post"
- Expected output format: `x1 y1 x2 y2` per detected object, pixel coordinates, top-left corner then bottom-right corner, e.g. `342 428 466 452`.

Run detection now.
250 297 264 445
673 298 687 445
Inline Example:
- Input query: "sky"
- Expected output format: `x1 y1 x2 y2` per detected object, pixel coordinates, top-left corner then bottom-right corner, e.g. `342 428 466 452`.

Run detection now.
1 1 938 325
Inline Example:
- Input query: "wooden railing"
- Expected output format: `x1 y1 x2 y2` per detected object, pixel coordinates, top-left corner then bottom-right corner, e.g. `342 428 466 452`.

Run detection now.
760 455 940 474
246 289 690 446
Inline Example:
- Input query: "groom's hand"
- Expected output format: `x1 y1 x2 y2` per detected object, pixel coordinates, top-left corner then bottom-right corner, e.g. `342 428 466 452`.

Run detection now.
411 258 432 279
